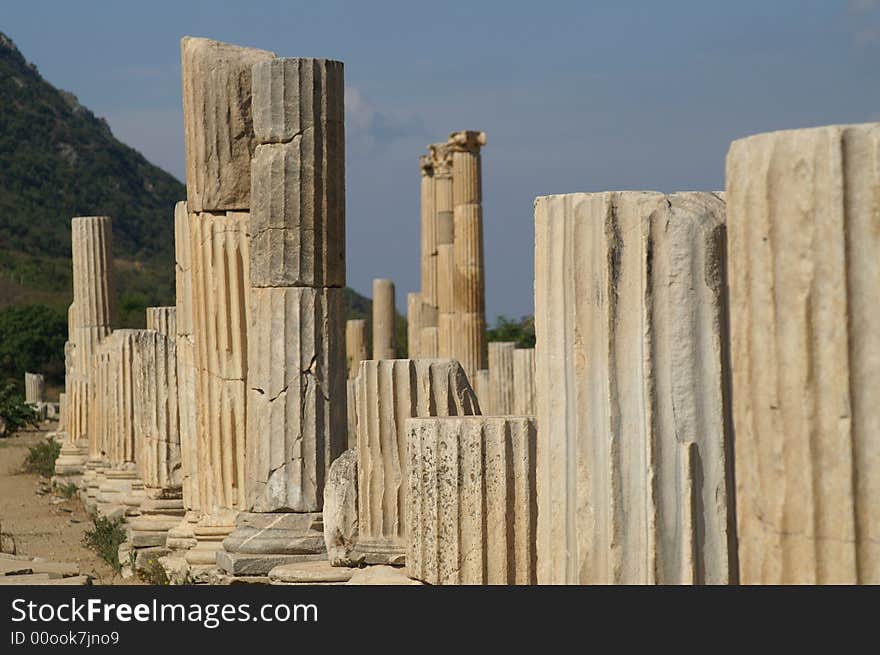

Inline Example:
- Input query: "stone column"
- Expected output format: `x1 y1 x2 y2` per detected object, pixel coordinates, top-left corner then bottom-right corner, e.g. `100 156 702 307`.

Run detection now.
181 36 275 568
58 216 116 482
534 191 735 585
24 373 44 405
164 202 200 565
419 154 439 357
353 359 480 565
488 341 515 415
128 312 185 569
372 278 396 360
449 130 487 382
407 292 422 358
432 143 455 358
727 123 880 584
512 348 536 415
345 319 367 379
218 57 347 577
473 369 489 412
407 416 537 585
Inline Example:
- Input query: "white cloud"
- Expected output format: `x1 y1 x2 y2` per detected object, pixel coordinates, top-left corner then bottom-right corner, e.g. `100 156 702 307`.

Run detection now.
344 86 427 155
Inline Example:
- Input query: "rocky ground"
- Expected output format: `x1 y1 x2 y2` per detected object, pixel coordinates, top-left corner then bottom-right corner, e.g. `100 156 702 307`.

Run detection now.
0 426 123 584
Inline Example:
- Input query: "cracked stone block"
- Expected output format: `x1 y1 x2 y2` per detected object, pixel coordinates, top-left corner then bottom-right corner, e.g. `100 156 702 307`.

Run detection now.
534 191 735 584
323 449 359 566
145 306 176 338
181 36 275 212
406 416 537 585
353 359 480 565
727 123 880 584
246 286 346 513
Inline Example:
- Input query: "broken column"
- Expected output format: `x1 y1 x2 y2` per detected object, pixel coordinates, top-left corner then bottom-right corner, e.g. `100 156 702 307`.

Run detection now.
353 359 480 565
24 373 44 405
432 143 455 359
407 416 537 585
534 191 735 584
407 292 422 358
419 154 439 357
128 310 184 569
473 369 490 411
727 124 880 584
450 130 487 382
164 202 200 564
488 341 515 415
181 36 275 568
218 56 347 577
512 348 536 415
372 278 396 360
58 216 116 483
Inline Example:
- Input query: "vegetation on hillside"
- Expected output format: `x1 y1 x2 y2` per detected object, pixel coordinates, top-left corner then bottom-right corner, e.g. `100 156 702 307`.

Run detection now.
487 315 535 348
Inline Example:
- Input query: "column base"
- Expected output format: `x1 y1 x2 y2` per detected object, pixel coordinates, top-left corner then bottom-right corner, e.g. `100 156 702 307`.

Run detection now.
350 538 406 567
53 438 87 477
185 524 234 567
166 510 200 552
217 512 327 576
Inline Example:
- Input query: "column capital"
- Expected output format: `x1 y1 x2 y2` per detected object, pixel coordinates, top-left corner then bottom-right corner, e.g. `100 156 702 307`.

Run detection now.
419 154 434 177
428 142 454 176
448 130 486 153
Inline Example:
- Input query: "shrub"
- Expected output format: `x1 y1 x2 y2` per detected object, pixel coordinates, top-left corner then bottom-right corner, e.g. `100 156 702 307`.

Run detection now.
56 481 78 499
82 514 126 573
0 381 40 436
22 438 60 476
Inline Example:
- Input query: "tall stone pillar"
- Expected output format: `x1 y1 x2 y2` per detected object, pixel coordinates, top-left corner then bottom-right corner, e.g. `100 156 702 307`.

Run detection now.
407 292 422 358
165 202 201 562
488 341 515 415
432 143 455 359
372 278 396 360
353 359 480 565
181 36 275 568
419 154 439 357
727 124 880 584
534 191 735 585
407 416 537 585
24 373 44 405
345 319 367 379
218 57 347 577
57 216 116 482
512 348 536 416
449 130 487 382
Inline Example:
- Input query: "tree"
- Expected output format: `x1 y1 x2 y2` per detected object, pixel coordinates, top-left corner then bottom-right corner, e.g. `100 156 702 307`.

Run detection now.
0 304 66 389
487 315 535 349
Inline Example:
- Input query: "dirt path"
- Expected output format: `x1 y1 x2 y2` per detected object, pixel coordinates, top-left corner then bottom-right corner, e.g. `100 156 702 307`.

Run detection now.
0 428 125 584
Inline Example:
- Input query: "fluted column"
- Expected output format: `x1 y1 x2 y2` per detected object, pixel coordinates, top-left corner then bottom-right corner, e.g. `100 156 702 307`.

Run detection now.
727 123 880 584
407 292 422 358
24 372 44 404
419 154 439 357
534 191 735 585
372 278 396 360
219 57 347 576
353 359 480 565
512 348 536 415
432 143 455 359
449 130 487 381
488 341 514 415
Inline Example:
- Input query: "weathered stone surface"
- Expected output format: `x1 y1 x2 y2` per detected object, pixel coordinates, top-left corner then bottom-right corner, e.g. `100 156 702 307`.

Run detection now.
346 379 357 450
24 372 44 404
246 286 346 513
727 123 880 584
488 341 515 415
420 154 438 321
268 560 354 584
174 201 199 515
345 319 367 379
189 210 250 517
371 278 396 360
407 292 422 359
181 37 275 212
534 191 735 585
354 359 480 564
347 565 424 585
222 512 325 554
323 449 358 566
473 369 489 411
511 348 536 416
249 141 345 288
407 416 537 585
145 306 176 338
215 550 325 576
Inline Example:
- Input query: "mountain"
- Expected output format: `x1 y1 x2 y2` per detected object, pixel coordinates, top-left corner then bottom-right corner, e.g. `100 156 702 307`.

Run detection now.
0 31 399 394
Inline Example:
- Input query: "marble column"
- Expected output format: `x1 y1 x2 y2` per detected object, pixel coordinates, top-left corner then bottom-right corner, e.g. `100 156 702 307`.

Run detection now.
407 292 422 358
488 341 515 415
512 348 536 416
727 123 880 584
372 278 396 360
432 142 455 359
24 373 44 405
419 154 439 357
218 56 347 576
345 319 367 379
534 191 735 584
449 130 487 382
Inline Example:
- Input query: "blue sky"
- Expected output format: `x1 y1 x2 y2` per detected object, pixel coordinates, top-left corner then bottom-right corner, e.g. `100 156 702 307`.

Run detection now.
4 1 880 318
